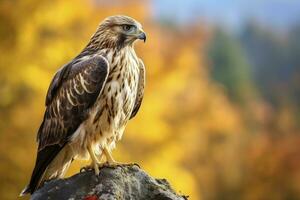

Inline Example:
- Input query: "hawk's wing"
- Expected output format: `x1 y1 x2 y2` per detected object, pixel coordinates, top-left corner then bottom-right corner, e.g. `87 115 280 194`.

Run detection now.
130 59 145 119
38 55 109 149
26 55 109 194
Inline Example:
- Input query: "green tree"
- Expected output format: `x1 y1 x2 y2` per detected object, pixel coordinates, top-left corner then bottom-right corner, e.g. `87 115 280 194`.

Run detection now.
207 28 254 104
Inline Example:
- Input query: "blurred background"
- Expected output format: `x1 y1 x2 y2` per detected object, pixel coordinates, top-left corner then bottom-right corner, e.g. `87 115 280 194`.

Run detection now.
0 0 300 199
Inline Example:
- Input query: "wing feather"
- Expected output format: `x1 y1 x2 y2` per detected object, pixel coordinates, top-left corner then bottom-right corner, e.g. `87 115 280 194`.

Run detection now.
130 59 145 119
23 55 109 194
37 55 109 150
45 63 72 106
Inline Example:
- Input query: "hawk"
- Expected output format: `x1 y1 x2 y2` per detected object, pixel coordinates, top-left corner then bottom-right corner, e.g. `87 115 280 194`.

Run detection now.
20 15 146 196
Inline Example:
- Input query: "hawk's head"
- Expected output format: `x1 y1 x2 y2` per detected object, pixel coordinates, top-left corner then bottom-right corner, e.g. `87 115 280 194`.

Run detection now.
90 15 146 49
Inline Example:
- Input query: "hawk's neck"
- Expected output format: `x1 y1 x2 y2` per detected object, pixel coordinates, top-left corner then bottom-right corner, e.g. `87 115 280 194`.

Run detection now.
99 46 136 61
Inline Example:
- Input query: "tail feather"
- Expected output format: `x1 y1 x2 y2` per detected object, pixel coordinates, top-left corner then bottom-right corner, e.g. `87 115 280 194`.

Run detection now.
19 185 30 197
20 144 65 196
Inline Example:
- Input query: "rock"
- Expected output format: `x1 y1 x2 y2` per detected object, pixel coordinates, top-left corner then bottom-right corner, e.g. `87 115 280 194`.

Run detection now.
31 164 188 200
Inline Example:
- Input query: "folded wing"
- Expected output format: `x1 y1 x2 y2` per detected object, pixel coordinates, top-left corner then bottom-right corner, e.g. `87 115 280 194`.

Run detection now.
23 55 109 195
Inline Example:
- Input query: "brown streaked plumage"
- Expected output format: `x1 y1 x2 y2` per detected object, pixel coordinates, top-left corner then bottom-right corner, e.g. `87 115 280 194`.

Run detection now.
21 15 146 196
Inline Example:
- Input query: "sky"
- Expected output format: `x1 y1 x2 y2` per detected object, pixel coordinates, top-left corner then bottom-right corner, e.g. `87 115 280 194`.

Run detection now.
151 0 300 30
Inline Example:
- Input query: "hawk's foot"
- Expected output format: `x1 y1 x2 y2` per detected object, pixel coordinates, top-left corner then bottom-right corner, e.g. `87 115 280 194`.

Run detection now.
122 162 140 168
101 161 140 169
80 166 92 173
80 162 102 175
102 146 140 168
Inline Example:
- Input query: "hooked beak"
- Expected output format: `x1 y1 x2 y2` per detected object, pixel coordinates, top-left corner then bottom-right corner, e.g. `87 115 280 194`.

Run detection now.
138 32 146 42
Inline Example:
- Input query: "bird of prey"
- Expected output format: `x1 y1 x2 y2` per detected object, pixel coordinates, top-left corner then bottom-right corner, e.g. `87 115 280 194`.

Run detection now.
20 15 146 196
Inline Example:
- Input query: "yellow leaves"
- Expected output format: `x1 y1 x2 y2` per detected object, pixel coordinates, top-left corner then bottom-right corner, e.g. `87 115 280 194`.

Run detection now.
21 64 51 92
200 91 242 134
0 84 15 107
42 40 77 67
33 0 92 29
145 142 200 200
127 84 172 143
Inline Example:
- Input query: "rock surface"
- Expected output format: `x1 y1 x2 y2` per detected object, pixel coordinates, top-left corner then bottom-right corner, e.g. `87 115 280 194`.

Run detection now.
31 164 188 200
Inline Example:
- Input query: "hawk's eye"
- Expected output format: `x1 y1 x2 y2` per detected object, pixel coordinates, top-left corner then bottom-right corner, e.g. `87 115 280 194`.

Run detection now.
122 24 133 32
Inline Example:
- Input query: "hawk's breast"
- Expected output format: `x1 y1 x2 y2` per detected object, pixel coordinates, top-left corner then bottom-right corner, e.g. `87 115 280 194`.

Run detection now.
79 48 140 152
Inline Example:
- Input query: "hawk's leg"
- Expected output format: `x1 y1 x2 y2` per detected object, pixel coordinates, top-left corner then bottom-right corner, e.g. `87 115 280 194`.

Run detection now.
103 146 120 165
87 145 101 175
80 152 105 173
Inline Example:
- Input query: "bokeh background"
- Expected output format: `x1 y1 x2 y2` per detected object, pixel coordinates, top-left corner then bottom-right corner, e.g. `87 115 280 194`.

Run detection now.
1 0 300 199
